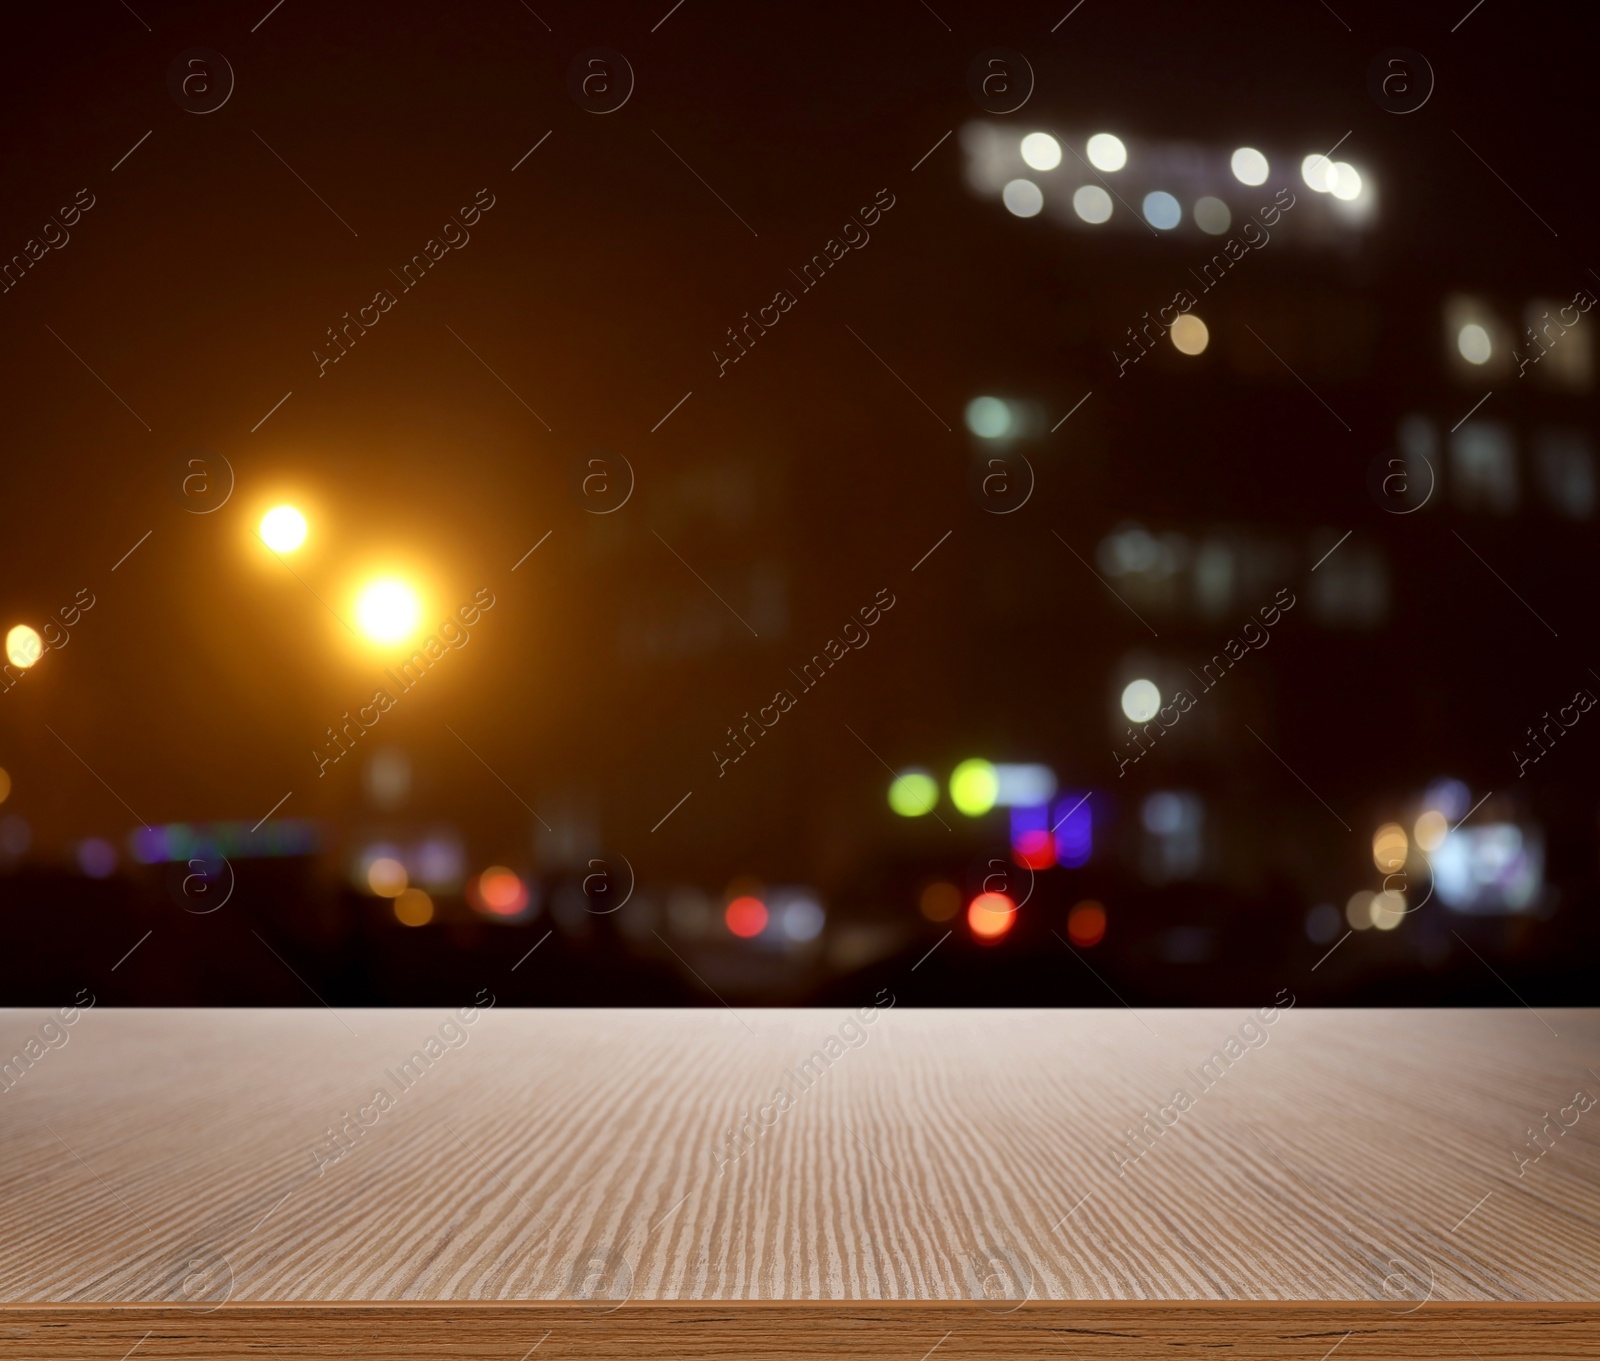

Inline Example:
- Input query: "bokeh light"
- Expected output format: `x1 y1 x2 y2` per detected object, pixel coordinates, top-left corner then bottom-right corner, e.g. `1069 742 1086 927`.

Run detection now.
965 395 1012 439
1457 323 1492 365
1193 196 1231 234
1121 678 1160 722
1372 822 1408 872
367 856 408 897
967 891 1016 941
780 896 825 942
355 579 421 644
1301 153 1335 192
1086 133 1126 171
725 895 768 938
1415 808 1449 853
1170 314 1209 355
76 838 117 879
888 768 939 817
919 881 962 922
1370 889 1406 930
393 887 434 926
1067 899 1107 947
1346 889 1374 930
1142 191 1181 230
259 505 307 553
472 866 529 917
1072 185 1113 224
1002 179 1044 218
1019 132 1061 170
949 758 999 816
1329 162 1362 201
1230 147 1268 186
5 625 42 669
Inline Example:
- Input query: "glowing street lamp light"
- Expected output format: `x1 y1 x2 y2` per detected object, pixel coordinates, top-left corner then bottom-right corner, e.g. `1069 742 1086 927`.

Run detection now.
355 578 421 644
5 624 43 669
260 505 308 553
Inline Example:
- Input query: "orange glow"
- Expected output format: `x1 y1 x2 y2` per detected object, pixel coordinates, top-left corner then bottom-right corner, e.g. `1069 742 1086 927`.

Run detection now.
967 891 1016 942
366 857 408 898
471 866 528 917
919 881 962 922
1067 899 1107 947
393 888 434 927
725 895 768 938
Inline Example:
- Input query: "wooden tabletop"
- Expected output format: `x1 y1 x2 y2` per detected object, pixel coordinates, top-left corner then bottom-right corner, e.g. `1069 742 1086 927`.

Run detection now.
2 1004 1597 1359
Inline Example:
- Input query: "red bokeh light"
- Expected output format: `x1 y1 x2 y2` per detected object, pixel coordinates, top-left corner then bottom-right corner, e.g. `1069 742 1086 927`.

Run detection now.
1012 829 1056 870
470 866 529 917
725 895 768 938
1067 899 1107 947
967 891 1016 942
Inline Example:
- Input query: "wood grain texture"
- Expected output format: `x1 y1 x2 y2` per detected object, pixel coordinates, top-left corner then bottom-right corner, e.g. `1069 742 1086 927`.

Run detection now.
0 1006 1597 1355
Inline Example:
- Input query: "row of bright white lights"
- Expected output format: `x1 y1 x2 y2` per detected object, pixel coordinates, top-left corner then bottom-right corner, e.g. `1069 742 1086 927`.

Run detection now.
1008 136 1363 223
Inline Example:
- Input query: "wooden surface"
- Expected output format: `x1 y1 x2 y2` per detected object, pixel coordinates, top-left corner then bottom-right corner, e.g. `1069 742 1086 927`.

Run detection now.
1 1006 1597 1358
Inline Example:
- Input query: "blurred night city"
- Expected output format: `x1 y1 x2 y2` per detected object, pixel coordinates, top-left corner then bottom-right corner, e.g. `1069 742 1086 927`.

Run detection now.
1 0 1597 1010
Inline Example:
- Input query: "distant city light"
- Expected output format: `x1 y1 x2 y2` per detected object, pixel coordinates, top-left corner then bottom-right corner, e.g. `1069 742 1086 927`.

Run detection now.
1372 822 1408 872
393 887 434 926
967 891 1016 941
367 856 408 897
1346 890 1374 930
888 768 939 817
1170 314 1209 355
259 505 307 553
1053 792 1092 867
949 758 1000 816
5 625 42 669
1304 902 1342 943
472 866 529 917
1142 191 1181 230
1067 899 1107 947
725 895 768 938
1121 678 1160 722
77 838 117 879
779 895 825 942
1457 323 1492 365
1230 147 1269 186
1019 132 1061 170
1002 178 1044 218
1414 808 1448 852
919 881 962 922
965 395 1013 439
1086 133 1127 171
1329 162 1362 201
994 763 1057 807
355 578 421 644
1072 185 1113 224
1010 803 1055 870
1370 889 1406 930
1193 196 1231 234
1301 153 1336 193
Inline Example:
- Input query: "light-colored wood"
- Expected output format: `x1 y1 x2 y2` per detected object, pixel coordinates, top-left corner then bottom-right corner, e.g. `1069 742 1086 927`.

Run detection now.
1 1006 1596 1357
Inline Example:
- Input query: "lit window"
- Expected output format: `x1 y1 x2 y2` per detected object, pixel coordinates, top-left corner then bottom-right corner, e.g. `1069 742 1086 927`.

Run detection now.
1533 429 1595 518
1086 133 1126 171
1450 423 1518 513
